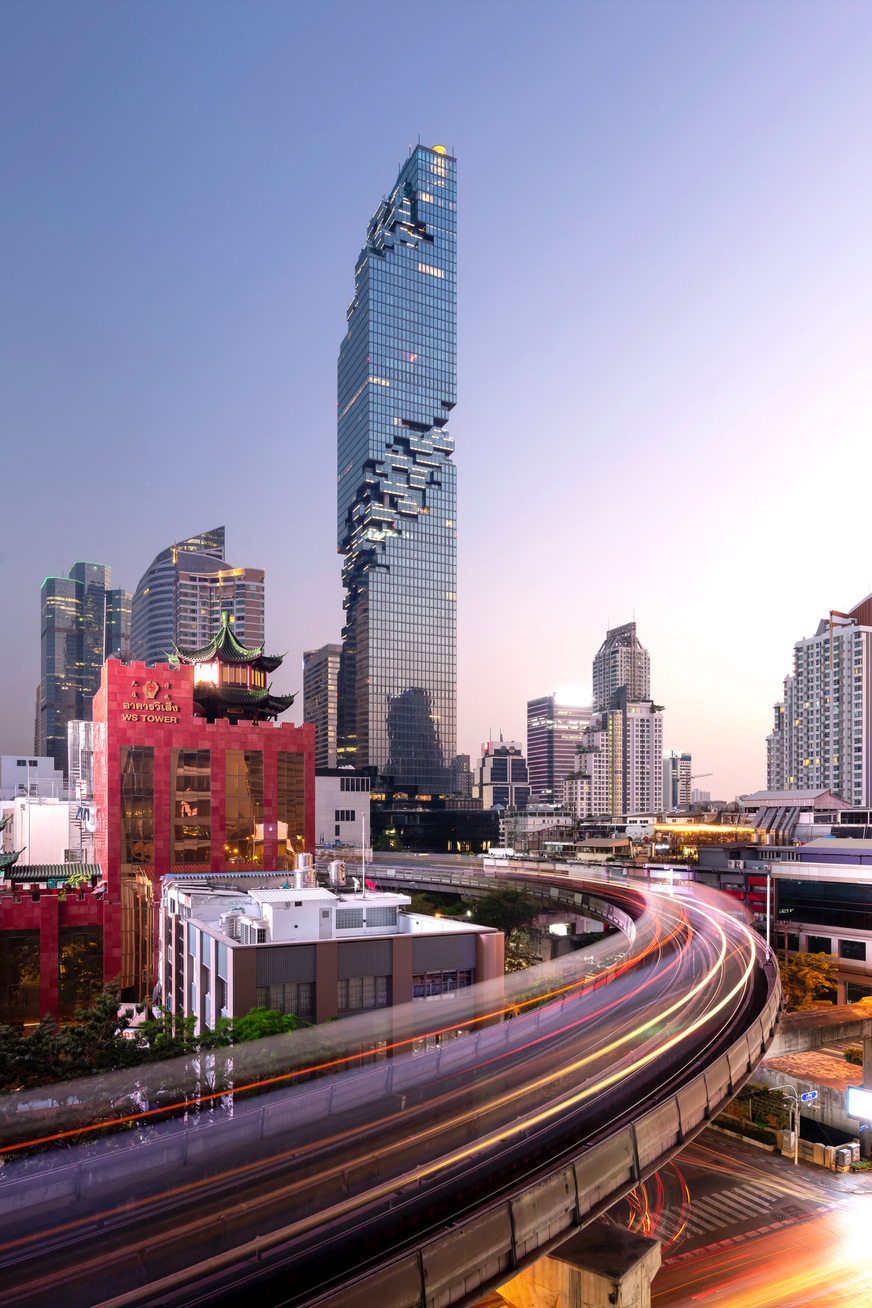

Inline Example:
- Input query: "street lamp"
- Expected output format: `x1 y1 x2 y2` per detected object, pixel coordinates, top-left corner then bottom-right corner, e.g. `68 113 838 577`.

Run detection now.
770 1085 817 1165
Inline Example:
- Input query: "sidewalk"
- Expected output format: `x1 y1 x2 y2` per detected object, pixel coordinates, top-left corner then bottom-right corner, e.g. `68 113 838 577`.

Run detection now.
699 1124 872 1195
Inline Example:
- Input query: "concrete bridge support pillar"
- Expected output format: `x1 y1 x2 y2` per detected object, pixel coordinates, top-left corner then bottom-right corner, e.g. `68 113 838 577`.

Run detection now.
496 1226 661 1308
864 1036 872 1090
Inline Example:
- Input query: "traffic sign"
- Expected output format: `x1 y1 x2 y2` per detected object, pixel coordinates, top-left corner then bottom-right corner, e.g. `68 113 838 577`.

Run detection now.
800 1091 818 1102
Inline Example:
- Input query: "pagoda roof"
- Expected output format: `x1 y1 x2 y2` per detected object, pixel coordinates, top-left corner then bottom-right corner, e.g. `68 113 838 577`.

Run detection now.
1 849 22 872
174 613 284 673
191 682 296 723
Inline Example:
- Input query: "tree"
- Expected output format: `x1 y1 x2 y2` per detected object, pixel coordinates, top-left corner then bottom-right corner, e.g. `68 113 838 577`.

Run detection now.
780 951 838 1011
465 888 539 934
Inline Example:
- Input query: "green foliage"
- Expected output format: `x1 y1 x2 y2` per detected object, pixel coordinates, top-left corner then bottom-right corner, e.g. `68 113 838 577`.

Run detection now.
465 888 538 934
0 985 309 1095
504 929 539 974
844 1045 863 1066
779 951 839 1011
407 891 469 919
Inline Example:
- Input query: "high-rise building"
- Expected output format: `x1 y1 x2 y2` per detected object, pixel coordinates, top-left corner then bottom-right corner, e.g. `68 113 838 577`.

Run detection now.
39 562 131 776
450 753 473 799
766 593 872 805
337 145 457 792
474 739 530 810
592 623 650 713
567 624 662 818
303 644 341 769
663 751 692 811
130 527 264 666
526 695 592 803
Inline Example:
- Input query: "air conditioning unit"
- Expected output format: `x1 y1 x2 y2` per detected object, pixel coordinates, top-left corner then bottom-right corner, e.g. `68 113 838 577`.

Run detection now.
219 911 243 940
238 916 269 945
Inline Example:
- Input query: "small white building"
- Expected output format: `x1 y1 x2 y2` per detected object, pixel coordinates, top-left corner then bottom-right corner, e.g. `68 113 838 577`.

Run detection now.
314 767 371 849
159 872 504 1030
1 795 96 864
0 755 66 801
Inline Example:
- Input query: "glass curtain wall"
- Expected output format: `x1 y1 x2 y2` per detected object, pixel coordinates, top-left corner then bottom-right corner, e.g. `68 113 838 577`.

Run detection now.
225 750 264 866
120 746 155 1001
277 751 306 870
337 145 457 792
172 748 211 866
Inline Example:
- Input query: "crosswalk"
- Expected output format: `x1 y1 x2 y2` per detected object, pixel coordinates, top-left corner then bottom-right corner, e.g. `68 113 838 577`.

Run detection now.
673 1183 780 1239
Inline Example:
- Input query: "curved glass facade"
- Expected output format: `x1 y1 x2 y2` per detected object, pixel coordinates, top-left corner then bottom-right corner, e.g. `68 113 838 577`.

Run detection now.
337 146 457 791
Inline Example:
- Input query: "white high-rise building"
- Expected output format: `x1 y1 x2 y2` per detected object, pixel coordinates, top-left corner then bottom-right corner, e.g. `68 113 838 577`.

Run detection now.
592 623 650 714
766 593 872 806
566 620 663 819
663 751 692 811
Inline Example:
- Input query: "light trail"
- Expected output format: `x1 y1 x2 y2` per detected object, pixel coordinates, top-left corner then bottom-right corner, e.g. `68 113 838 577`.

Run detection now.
0 888 680 1155
0 879 775 1308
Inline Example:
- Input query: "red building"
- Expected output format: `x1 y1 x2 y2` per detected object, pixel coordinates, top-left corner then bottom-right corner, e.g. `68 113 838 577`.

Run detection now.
0 623 314 1023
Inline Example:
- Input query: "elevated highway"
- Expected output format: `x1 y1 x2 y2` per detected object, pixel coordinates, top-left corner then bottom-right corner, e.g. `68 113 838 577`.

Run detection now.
0 869 781 1308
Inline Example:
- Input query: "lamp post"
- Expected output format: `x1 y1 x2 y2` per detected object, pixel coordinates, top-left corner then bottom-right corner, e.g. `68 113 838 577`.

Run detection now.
771 1085 817 1165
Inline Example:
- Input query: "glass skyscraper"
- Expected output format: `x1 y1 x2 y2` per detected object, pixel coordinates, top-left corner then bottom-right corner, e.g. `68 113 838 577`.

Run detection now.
39 562 131 775
337 144 457 792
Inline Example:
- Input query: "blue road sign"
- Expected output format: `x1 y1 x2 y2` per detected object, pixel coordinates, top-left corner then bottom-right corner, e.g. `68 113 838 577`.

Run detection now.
800 1091 818 1102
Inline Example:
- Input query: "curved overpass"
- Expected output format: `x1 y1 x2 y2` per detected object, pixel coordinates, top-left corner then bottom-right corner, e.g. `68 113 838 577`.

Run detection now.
0 871 781 1308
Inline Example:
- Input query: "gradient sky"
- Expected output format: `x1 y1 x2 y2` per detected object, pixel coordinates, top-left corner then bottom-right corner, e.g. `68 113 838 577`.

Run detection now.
2 0 870 799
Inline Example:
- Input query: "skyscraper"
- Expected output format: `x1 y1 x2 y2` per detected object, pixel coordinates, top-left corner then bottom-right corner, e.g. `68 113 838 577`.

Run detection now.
337 145 457 791
569 623 663 818
662 750 692 810
526 695 592 803
130 527 265 666
592 622 650 713
303 644 341 769
766 592 872 805
38 562 131 776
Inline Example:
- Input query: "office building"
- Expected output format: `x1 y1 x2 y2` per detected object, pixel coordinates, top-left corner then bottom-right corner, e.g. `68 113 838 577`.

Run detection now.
38 562 131 776
474 739 531 810
592 623 650 713
303 644 342 769
766 592 872 805
160 872 502 1030
663 751 692 811
130 526 265 667
691 788 711 804
526 696 592 803
337 144 457 792
450 754 473 799
0 625 314 1025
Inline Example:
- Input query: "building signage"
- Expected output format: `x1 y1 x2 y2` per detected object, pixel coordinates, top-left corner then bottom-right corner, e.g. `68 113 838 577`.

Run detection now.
122 679 181 723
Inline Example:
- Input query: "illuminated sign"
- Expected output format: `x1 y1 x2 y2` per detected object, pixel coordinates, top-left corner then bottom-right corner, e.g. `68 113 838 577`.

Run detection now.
847 1087 872 1120
122 679 180 723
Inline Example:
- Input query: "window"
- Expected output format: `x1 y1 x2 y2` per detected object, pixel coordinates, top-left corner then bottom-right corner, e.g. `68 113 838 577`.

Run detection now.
337 975 390 1012
807 935 833 955
255 982 314 1020
412 969 473 999
840 939 866 961
335 908 364 930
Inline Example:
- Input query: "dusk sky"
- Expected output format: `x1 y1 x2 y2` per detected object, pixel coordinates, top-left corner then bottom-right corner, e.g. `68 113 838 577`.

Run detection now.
2 0 870 799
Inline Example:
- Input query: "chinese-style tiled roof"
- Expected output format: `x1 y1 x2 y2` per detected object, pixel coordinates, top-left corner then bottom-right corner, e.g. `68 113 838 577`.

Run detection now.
0 812 12 833
174 612 284 673
1 848 22 872
6 864 102 887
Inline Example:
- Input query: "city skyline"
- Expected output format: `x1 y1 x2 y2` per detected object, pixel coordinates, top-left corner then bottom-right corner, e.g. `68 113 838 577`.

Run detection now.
2 0 871 800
